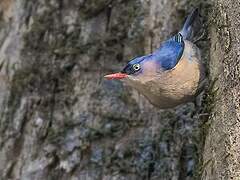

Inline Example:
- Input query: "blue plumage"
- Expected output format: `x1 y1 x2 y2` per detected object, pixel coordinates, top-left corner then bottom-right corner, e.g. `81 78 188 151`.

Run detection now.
153 34 184 70
122 33 184 74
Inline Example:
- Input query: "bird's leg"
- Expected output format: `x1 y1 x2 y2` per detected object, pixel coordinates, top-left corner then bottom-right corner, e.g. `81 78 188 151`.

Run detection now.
193 29 207 43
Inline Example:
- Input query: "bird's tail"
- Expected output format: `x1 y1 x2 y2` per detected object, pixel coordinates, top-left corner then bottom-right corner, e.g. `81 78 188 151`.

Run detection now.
179 8 202 41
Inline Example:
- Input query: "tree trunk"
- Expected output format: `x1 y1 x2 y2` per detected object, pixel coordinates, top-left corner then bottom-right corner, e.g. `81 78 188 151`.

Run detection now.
0 0 238 180
201 0 240 179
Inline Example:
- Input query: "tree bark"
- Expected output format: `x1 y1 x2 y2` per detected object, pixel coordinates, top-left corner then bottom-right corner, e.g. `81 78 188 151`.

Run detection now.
201 0 240 179
0 0 238 180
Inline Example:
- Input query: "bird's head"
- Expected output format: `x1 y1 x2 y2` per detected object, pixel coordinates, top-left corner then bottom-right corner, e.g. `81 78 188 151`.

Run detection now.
105 55 161 84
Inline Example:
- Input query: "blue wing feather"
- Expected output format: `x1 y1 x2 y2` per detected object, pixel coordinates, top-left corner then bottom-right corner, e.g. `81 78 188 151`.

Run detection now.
121 34 185 74
153 35 184 70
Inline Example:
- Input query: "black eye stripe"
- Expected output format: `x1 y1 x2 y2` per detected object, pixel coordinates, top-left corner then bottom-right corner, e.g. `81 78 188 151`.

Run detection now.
121 63 141 75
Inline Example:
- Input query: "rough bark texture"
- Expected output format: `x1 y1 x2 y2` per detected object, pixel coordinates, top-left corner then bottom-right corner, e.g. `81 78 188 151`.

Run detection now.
0 0 238 180
201 0 240 179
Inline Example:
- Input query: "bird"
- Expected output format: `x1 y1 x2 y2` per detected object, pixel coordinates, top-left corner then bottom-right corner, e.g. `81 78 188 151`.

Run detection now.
104 8 206 109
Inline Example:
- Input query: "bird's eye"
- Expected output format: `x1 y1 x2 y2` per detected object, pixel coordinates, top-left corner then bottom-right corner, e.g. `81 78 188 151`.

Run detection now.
132 64 141 71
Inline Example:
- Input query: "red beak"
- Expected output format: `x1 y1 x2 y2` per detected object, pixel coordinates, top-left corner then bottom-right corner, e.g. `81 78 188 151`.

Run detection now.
104 73 128 80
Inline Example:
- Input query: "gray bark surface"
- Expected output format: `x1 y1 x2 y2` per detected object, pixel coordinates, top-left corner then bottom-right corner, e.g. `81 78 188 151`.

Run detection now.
0 0 238 180
201 0 240 179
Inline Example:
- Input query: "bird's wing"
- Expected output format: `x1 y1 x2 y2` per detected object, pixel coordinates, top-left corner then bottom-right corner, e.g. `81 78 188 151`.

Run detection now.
153 34 184 70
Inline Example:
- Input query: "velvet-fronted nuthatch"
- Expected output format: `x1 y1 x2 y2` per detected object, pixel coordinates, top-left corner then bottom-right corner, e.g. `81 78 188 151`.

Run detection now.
105 9 205 109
